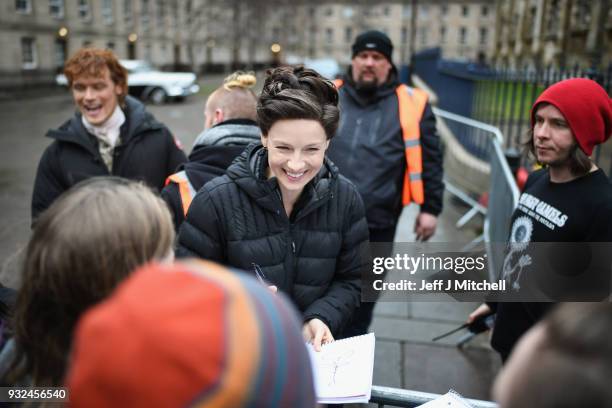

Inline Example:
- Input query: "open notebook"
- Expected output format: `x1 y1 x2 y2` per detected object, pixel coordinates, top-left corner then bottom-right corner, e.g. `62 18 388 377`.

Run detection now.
417 389 475 408
306 332 375 404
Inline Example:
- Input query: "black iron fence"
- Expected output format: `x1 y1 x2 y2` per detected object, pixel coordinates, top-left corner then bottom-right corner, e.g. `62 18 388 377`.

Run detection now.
470 64 612 167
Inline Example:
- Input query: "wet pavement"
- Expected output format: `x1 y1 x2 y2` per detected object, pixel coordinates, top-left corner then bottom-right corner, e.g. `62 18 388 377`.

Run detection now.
0 78 501 404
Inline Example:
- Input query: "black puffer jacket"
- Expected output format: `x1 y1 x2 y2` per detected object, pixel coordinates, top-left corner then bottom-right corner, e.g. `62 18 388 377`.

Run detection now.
32 96 187 223
177 144 370 335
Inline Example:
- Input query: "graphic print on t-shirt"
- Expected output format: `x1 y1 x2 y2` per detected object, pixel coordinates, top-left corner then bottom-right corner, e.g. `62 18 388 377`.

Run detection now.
503 215 534 290
516 193 568 231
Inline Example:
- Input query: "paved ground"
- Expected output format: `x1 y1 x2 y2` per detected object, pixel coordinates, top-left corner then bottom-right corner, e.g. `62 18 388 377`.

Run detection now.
0 77 501 404
369 202 501 404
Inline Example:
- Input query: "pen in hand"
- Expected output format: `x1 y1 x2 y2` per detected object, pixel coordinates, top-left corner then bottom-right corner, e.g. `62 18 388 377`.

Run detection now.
252 263 277 293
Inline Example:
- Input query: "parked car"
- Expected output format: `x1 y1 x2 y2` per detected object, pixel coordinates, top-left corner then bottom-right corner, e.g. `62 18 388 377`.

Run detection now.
303 58 341 80
55 60 200 104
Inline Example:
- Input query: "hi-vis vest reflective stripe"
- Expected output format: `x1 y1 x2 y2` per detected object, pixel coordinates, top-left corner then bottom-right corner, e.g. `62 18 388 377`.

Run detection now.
165 170 196 216
333 79 428 205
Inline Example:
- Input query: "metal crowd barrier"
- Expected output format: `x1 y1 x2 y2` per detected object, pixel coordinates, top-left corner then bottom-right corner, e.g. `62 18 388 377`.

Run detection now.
483 138 520 281
364 109 509 408
371 386 498 407
432 107 519 278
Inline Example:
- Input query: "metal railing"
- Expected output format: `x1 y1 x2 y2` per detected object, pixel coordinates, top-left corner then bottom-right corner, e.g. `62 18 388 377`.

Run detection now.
371 386 498 407
364 110 512 407
484 139 520 281
432 107 520 279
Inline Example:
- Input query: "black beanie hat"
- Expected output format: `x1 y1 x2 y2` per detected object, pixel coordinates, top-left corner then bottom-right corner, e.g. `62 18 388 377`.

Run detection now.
351 30 393 62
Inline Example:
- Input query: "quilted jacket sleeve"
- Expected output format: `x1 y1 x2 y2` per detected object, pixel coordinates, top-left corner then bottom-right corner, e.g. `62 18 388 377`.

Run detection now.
176 186 225 262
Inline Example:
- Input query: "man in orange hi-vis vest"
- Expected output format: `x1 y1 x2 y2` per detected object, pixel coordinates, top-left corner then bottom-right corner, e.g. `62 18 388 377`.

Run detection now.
327 30 444 337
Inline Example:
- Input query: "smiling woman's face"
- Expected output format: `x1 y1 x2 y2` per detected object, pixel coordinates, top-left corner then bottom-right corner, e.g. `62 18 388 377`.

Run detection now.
261 119 329 202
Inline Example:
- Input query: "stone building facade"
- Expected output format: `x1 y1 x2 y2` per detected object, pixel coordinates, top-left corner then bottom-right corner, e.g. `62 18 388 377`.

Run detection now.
493 0 612 69
2 0 496 89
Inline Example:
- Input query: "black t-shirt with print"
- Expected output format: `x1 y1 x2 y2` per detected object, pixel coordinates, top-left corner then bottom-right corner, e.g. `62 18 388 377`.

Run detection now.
491 168 612 360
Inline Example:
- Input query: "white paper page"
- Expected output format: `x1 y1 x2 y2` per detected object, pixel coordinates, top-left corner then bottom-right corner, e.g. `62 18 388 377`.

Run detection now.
307 333 375 403
417 390 475 408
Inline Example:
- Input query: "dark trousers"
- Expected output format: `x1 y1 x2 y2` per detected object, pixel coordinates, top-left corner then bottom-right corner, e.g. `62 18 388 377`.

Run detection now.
340 225 397 338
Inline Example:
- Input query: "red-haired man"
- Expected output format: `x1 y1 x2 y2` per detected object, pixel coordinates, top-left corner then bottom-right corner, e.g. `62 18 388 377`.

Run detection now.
32 48 186 224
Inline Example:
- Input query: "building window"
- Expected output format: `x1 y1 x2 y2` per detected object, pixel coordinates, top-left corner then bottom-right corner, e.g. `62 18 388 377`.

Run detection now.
185 0 191 18
383 6 390 17
141 0 150 30
420 5 429 18
309 6 316 18
49 0 64 18
441 5 448 16
481 6 488 16
107 41 115 50
145 43 152 61
420 27 427 46
15 0 31 13
54 38 67 68
78 0 91 20
102 0 113 24
156 0 165 26
272 27 280 39
402 4 411 18
21 37 37 69
440 26 446 44
462 6 469 17
325 7 333 17
172 2 179 28
124 0 132 23
343 6 353 18
479 27 487 45
325 28 333 44
401 26 408 43
459 27 467 44
345 27 353 43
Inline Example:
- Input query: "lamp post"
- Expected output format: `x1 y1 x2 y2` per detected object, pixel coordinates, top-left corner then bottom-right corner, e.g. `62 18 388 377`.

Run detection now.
128 33 138 59
270 43 282 67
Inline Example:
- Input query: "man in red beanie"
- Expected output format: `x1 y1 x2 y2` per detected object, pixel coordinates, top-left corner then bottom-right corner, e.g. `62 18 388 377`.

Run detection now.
469 78 612 362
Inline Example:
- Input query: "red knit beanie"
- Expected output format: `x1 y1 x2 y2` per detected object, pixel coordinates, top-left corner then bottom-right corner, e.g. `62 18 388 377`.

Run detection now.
530 78 612 156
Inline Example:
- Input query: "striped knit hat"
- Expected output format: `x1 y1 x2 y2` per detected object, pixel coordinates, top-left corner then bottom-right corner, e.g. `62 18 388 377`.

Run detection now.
67 260 315 408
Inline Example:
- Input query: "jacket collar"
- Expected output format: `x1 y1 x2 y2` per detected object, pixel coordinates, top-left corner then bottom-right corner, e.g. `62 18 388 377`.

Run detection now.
226 143 338 218
191 119 260 148
45 96 163 152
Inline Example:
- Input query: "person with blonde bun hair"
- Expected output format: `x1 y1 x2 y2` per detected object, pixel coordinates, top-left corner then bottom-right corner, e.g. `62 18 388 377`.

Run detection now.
162 71 261 230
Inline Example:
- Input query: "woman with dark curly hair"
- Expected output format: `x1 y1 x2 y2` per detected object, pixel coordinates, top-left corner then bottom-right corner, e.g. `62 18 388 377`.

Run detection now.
177 66 370 350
